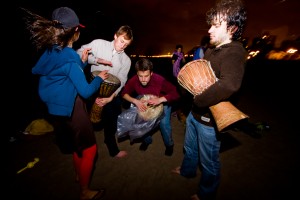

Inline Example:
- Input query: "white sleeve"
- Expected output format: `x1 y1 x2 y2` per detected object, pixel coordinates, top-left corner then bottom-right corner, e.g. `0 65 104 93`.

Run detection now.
76 40 98 65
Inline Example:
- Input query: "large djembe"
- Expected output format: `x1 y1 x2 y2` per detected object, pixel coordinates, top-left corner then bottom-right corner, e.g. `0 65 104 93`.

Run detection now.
177 59 249 132
90 71 121 123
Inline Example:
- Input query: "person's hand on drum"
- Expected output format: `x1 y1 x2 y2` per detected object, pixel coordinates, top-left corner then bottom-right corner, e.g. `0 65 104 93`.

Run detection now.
133 99 148 112
95 92 115 107
147 96 166 106
97 70 109 80
81 48 92 63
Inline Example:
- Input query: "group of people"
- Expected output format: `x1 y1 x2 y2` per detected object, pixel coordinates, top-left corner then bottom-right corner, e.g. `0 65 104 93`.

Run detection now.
22 0 248 199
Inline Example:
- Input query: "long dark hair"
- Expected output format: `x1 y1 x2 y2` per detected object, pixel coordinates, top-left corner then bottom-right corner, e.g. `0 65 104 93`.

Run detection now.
20 7 79 51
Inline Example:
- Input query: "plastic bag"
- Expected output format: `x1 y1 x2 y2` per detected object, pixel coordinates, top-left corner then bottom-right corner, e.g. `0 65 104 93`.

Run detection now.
116 103 164 142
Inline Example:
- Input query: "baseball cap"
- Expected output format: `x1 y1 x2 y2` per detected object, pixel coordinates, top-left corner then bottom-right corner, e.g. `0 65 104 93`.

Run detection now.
52 7 85 28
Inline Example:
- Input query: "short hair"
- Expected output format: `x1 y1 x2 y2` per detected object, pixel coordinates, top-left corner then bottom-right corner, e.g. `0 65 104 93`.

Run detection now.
175 44 183 49
135 58 153 72
115 25 133 41
206 0 247 40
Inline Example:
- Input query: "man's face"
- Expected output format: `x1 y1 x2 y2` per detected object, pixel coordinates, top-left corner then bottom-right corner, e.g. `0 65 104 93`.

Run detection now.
114 34 131 52
208 15 232 47
137 70 152 86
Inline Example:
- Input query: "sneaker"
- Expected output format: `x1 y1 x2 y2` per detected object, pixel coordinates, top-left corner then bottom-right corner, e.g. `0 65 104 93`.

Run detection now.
165 145 174 156
139 142 149 151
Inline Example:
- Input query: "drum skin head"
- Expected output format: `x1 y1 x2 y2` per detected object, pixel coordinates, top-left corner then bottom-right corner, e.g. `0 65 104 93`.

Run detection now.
92 71 121 85
138 94 163 121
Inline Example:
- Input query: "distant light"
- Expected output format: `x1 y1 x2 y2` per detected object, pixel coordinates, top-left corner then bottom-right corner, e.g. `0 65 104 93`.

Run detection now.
247 50 260 59
130 54 172 58
130 53 190 58
286 48 298 54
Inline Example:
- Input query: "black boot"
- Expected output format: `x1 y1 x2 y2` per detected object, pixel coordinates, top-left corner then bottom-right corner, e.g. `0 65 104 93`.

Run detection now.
165 145 174 156
139 142 150 151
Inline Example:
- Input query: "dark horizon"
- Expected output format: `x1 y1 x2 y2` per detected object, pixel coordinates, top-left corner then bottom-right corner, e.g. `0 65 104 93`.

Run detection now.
15 0 300 55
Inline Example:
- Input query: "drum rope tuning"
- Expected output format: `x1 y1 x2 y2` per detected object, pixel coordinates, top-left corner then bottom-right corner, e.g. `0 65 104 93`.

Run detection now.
177 59 249 132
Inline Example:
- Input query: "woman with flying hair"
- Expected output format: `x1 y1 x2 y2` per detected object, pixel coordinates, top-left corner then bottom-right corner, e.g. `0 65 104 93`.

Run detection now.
21 7 108 200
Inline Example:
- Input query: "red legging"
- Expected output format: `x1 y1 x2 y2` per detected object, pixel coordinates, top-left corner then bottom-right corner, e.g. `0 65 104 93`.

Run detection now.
73 144 97 187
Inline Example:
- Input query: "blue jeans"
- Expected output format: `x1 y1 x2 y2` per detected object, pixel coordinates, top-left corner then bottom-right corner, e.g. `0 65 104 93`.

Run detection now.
180 112 220 200
143 105 174 147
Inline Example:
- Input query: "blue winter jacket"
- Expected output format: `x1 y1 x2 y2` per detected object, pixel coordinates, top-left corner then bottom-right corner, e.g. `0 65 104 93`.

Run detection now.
32 46 103 117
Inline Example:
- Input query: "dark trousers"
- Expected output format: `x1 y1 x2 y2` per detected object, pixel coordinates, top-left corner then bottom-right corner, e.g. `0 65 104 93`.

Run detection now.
101 96 122 157
173 84 193 116
48 96 96 157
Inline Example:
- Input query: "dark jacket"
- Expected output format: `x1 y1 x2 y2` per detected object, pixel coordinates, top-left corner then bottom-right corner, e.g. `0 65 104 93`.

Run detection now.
191 41 248 125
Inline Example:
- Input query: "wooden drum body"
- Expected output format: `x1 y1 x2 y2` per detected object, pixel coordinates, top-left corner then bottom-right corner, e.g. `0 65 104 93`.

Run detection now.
177 59 248 132
90 71 121 123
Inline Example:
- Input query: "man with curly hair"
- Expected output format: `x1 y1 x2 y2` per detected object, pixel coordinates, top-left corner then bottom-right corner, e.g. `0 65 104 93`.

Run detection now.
172 0 248 199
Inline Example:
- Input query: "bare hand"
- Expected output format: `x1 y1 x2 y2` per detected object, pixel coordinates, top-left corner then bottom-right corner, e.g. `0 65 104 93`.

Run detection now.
135 99 148 112
147 97 161 106
98 70 109 80
95 97 104 107
97 58 113 67
102 59 113 67
95 93 114 107
81 48 92 62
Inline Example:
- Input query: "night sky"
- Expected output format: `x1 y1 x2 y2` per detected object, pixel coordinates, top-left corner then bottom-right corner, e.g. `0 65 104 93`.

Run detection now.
15 0 299 55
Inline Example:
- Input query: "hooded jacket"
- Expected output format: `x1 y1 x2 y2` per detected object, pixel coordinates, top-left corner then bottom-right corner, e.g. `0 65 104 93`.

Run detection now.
32 46 103 117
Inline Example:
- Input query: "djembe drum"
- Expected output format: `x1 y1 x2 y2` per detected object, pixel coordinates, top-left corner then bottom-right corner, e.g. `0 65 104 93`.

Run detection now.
137 94 164 121
90 71 121 123
116 94 164 141
177 59 249 132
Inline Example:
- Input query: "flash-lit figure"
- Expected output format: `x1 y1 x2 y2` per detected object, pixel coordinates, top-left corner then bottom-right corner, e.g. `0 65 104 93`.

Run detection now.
173 0 248 199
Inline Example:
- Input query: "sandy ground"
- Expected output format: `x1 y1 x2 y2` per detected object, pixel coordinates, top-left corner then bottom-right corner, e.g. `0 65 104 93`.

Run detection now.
7 59 300 200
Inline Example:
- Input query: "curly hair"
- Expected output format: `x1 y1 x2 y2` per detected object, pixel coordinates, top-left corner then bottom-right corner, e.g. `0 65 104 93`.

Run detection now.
206 0 247 40
20 7 79 51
